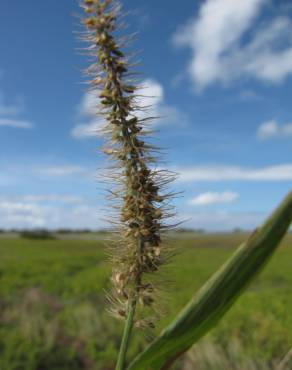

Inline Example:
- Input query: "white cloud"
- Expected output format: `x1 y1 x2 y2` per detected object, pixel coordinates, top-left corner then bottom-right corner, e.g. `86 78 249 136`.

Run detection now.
257 120 292 140
0 194 261 231
71 79 187 139
0 93 23 116
137 79 188 126
71 91 106 139
0 194 85 205
0 195 270 231
0 199 106 230
173 0 292 89
257 120 278 140
176 164 292 182
135 79 188 126
189 191 239 205
0 118 33 129
179 210 265 231
0 201 46 228
137 78 164 112
79 90 99 117
28 194 84 204
36 165 88 177
0 89 33 129
71 119 105 139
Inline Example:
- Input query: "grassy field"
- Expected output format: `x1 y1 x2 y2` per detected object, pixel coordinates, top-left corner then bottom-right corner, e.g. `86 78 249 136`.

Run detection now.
0 233 292 369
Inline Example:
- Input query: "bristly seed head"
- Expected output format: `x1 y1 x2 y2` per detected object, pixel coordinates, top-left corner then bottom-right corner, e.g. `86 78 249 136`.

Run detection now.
81 0 175 328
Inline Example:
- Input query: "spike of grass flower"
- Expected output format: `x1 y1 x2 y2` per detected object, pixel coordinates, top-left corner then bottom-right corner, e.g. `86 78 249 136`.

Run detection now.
80 0 175 367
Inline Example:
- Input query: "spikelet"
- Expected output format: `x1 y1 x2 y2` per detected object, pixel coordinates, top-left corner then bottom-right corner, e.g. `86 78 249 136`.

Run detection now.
81 0 175 328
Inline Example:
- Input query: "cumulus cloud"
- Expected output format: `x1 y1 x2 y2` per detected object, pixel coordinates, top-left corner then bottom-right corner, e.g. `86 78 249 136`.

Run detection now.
0 193 261 231
257 120 292 140
0 199 106 230
71 119 104 139
0 118 33 129
0 92 23 116
176 164 292 182
189 191 239 205
71 79 187 139
0 193 268 231
35 165 88 177
0 194 85 205
71 91 105 139
0 90 34 129
173 0 292 89
179 210 265 231
0 201 46 228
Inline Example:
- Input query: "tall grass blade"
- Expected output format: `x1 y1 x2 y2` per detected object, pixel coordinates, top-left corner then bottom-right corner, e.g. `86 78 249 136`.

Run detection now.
128 191 292 370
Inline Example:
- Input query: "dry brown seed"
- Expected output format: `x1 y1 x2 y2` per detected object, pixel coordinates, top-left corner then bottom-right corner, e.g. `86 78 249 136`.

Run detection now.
99 16 107 26
85 7 94 14
118 153 127 160
118 309 126 317
100 33 108 43
101 98 113 105
92 77 104 85
125 229 132 238
115 273 126 284
84 18 96 28
142 296 154 306
112 89 119 99
128 117 138 124
116 63 127 73
129 221 139 229
100 90 112 99
154 209 163 219
141 229 150 237
148 321 155 329
112 49 124 57
154 247 160 256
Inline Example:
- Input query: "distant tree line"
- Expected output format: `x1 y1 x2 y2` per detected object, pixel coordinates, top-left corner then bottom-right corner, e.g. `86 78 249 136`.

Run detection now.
0 228 115 239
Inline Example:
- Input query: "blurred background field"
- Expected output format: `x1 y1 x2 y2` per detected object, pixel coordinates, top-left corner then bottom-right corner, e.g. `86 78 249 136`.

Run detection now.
1 232 292 370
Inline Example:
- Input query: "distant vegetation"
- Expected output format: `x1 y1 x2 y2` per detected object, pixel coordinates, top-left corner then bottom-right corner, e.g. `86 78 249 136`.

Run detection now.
1 234 292 370
20 229 57 240
0 227 208 236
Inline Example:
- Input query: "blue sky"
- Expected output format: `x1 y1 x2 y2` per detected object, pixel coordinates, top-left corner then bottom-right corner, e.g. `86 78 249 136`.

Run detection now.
1 0 292 230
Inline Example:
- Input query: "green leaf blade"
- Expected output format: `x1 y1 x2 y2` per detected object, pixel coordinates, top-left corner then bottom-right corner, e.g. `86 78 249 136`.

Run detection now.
128 191 292 370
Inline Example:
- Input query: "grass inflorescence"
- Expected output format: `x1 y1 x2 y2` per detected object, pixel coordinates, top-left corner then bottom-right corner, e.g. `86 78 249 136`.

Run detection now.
80 0 175 338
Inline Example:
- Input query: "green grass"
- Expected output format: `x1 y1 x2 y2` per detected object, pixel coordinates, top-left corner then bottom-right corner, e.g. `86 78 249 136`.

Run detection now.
0 233 292 369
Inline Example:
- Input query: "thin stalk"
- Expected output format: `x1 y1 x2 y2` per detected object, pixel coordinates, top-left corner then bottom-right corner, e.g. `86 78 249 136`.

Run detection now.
116 239 142 370
115 298 137 370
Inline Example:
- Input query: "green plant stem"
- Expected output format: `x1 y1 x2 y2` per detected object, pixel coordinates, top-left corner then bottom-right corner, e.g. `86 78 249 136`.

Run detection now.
128 191 292 370
116 297 137 370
